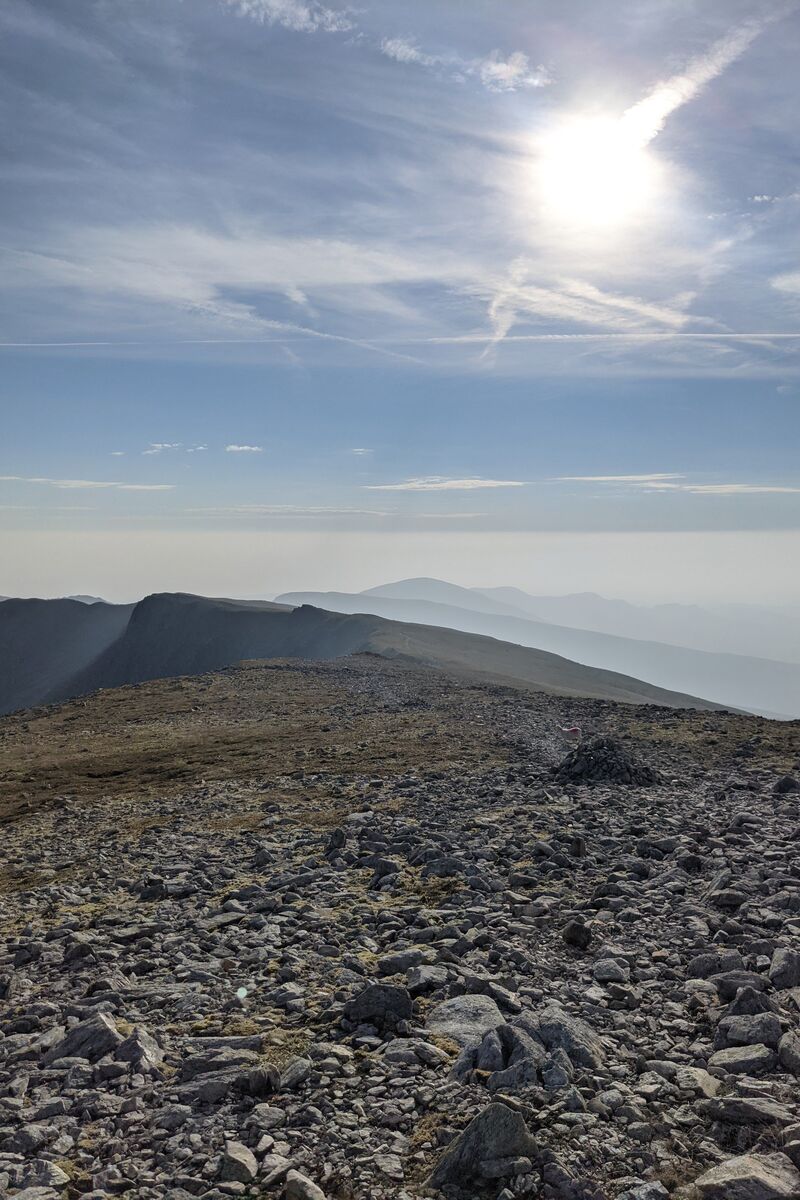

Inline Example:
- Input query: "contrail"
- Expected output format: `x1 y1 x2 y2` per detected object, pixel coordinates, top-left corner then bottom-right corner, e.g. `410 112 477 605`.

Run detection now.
0 332 423 364
412 332 800 344
621 20 769 147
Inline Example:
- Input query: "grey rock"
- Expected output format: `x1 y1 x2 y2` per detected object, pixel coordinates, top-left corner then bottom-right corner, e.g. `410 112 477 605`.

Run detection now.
426 994 505 1048
179 1047 259 1081
698 1097 795 1126
778 1031 800 1076
617 1185 669 1200
343 982 413 1030
562 919 592 950
526 1004 605 1069
692 1152 800 1199
593 958 630 983
280 1056 312 1090
715 1013 782 1049
285 1169 327 1200
427 1102 538 1191
11 1191 62 1200
770 949 800 990
219 1141 258 1183
18 1160 71 1189
708 1043 776 1074
43 1013 123 1064
407 963 448 994
116 1026 163 1073
710 970 769 1002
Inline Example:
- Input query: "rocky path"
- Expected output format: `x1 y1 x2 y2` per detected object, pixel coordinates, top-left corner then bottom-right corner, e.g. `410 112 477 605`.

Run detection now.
0 657 799 1200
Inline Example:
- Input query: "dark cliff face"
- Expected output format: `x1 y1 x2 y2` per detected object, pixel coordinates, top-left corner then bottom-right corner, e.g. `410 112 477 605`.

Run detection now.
47 596 386 702
0 597 134 714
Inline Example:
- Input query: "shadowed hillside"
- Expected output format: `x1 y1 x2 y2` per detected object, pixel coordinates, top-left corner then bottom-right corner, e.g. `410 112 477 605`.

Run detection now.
0 597 134 715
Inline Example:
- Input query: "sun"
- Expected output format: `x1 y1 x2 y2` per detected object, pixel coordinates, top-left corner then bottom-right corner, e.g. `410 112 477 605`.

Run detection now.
535 114 660 230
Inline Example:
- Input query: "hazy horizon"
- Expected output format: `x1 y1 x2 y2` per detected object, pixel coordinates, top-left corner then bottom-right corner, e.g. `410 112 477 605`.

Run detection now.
3 529 800 610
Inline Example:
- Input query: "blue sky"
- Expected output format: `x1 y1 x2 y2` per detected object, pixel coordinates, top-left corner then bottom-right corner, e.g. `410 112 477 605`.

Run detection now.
1 0 799 598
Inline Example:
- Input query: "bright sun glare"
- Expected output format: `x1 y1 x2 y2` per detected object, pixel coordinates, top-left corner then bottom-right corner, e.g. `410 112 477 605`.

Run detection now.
536 114 659 229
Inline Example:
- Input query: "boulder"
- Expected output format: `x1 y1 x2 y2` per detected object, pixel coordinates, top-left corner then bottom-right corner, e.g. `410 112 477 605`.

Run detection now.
285 1169 327 1200
692 1152 800 1199
698 1097 795 1127
525 1004 605 1069
116 1027 164 1073
43 1013 123 1064
562 919 592 950
426 994 504 1048
714 1013 782 1050
219 1141 258 1183
770 949 800 990
778 1031 800 1076
708 1044 776 1074
426 1102 538 1191
343 983 412 1030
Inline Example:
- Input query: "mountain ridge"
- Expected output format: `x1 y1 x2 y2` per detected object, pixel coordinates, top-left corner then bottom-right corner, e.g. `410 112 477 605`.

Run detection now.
0 591 720 717
276 587 800 718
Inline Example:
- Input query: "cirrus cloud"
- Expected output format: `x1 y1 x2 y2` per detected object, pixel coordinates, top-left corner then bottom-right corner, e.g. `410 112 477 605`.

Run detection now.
222 0 353 34
364 476 526 491
0 474 174 491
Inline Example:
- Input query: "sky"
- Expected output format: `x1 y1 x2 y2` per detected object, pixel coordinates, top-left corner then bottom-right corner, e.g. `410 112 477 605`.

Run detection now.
1 0 799 603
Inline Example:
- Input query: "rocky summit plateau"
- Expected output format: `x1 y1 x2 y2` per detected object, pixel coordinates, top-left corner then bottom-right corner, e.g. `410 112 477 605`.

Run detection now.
1 654 799 1200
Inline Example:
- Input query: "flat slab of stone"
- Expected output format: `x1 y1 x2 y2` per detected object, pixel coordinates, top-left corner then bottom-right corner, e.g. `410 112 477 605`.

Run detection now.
708 1043 776 1074
43 1013 122 1064
693 1152 800 1199
425 994 505 1048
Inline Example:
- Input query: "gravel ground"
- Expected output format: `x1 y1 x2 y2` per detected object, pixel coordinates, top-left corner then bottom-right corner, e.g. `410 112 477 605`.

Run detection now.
1 656 799 1200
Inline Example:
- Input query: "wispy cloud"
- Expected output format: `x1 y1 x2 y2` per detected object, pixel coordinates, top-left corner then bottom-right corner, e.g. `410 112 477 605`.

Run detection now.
654 482 800 495
226 2 550 94
772 271 800 296
379 37 435 67
560 474 800 496
0 505 97 512
186 504 487 519
350 447 373 455
143 442 182 455
558 473 684 483
0 475 175 491
478 51 549 93
380 39 550 93
188 504 393 517
2 226 440 365
365 476 526 491
225 444 263 453
480 266 703 358
222 0 353 34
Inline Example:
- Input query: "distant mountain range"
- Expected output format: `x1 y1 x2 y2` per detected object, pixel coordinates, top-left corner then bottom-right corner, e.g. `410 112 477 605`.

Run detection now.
276 578 800 719
0 591 718 717
474 585 800 664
